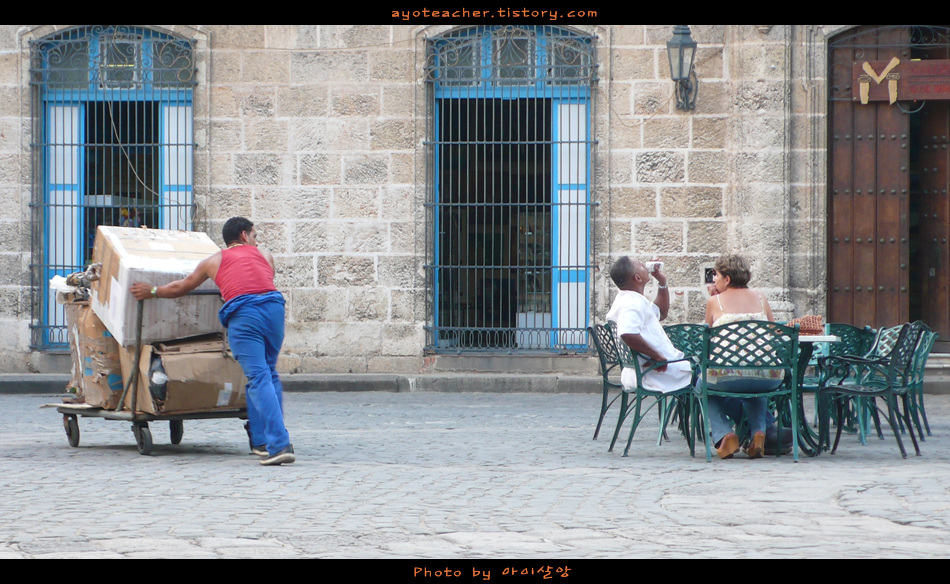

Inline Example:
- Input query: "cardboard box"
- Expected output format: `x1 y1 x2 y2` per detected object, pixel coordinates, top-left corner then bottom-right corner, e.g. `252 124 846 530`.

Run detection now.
65 301 124 410
90 226 225 346
119 334 247 415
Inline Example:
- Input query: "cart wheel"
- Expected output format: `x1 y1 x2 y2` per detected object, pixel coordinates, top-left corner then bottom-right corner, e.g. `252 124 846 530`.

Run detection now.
63 415 79 448
169 420 183 445
132 423 153 455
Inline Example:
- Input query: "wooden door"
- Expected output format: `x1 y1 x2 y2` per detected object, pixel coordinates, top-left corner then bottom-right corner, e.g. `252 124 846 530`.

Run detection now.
829 26 911 330
914 39 950 349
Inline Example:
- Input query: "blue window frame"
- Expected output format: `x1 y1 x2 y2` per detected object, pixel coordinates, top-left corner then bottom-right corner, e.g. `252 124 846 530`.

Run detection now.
425 25 595 352
30 26 196 348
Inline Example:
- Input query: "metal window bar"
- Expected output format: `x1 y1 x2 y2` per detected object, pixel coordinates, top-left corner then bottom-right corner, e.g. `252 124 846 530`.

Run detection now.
29 26 196 349
424 25 596 352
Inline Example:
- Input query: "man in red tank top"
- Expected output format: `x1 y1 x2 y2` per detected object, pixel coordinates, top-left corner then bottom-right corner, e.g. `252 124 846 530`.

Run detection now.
131 217 294 466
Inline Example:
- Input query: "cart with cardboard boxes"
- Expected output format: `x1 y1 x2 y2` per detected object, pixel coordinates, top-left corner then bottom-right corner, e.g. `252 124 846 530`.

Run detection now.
52 226 249 455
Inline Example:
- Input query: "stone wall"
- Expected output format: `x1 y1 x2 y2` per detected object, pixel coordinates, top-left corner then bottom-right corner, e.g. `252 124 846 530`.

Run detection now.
4 24 834 374
193 26 424 375
597 25 818 326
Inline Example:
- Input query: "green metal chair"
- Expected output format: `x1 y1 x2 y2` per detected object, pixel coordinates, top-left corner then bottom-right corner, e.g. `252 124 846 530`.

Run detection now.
693 319 802 462
806 323 876 429
827 323 877 359
842 323 906 443
816 321 925 458
587 323 624 440
607 322 696 457
664 323 707 364
663 323 707 440
906 325 937 439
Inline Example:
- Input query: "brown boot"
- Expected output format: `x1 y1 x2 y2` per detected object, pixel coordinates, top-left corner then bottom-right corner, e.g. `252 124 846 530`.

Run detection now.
748 431 766 459
716 432 740 459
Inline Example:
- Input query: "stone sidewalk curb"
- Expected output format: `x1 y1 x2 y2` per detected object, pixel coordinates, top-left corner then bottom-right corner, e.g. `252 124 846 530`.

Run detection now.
0 373 603 395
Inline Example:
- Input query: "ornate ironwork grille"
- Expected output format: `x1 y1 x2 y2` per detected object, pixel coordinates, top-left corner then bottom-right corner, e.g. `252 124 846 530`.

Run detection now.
425 25 596 352
30 25 196 348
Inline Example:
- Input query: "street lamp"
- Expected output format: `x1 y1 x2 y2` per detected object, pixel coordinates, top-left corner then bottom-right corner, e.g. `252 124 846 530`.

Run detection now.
667 25 698 110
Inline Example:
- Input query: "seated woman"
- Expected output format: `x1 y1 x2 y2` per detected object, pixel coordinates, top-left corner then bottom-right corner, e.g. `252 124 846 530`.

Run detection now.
704 254 783 459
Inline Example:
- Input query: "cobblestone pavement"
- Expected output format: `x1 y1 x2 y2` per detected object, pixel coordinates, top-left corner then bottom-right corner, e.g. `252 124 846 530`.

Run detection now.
1 391 949 560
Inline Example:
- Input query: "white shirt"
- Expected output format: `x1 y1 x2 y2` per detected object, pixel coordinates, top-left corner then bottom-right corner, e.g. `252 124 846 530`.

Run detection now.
606 290 693 393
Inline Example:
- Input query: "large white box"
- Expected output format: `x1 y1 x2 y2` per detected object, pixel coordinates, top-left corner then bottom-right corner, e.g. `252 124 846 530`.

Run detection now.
90 226 225 346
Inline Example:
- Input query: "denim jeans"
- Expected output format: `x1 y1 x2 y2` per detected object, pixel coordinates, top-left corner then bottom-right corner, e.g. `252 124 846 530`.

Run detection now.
704 378 781 444
221 292 290 455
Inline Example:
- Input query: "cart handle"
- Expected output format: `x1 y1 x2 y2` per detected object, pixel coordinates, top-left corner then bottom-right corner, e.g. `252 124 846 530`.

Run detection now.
114 289 223 415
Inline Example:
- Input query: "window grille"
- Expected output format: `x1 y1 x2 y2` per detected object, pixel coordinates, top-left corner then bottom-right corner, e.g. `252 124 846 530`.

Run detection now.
29 25 196 349
425 25 596 352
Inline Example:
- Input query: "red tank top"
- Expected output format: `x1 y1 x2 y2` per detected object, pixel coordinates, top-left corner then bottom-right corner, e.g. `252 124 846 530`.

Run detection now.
214 245 278 303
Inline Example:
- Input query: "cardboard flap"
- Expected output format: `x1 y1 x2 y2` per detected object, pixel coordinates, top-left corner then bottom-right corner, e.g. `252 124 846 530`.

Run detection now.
161 351 237 382
155 333 228 354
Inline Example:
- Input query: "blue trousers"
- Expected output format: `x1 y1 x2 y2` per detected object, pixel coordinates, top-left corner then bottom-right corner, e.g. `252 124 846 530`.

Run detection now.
221 292 290 455
704 379 780 444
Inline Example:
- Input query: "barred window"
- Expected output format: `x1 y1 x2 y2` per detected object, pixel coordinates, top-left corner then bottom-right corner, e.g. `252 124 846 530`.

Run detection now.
425 26 596 352
30 26 196 349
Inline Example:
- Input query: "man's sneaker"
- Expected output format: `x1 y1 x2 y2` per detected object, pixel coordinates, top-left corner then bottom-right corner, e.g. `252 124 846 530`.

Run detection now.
260 444 295 466
250 445 268 456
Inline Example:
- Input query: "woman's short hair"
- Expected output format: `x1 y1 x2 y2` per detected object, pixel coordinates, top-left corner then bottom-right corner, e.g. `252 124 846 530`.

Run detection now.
715 254 752 288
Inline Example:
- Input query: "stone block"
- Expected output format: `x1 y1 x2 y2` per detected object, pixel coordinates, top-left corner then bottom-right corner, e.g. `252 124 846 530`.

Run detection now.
689 80 728 115
687 221 727 253
343 155 389 185
234 153 283 186
643 117 689 149
609 220 632 252
636 151 685 183
289 288 347 323
634 221 683 254
612 48 657 80
299 153 342 185
275 255 315 288
608 151 634 184
377 255 418 288
332 187 380 219
633 82 671 116
734 151 785 184
688 150 729 184
371 119 414 151
277 85 330 118
317 255 376 287
661 186 723 218
208 187 253 219
331 88 380 117
291 51 368 83
610 119 642 149
611 187 656 217
691 116 728 149
380 323 425 356
733 80 786 112
242 51 290 83
694 46 725 80
348 288 389 321
293 118 370 152
389 221 415 254
370 49 414 82
300 222 386 254
244 120 289 152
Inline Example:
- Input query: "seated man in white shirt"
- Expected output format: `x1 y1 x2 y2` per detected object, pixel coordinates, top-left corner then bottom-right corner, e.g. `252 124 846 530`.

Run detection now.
605 256 693 393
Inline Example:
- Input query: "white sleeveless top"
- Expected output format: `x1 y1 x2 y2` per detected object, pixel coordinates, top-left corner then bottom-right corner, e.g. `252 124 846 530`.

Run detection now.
707 293 785 384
